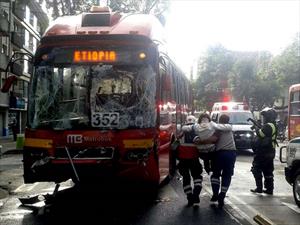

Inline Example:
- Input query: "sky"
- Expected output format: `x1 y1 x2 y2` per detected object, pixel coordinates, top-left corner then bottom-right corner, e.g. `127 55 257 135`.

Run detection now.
165 0 300 75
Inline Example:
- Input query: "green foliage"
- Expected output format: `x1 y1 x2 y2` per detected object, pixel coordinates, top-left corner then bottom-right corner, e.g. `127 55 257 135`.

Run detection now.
41 0 170 19
249 78 280 110
42 0 94 19
194 45 235 110
109 0 170 15
194 39 297 112
271 34 300 88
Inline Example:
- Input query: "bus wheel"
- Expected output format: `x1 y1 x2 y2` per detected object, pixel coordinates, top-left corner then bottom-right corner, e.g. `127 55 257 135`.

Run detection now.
293 173 300 207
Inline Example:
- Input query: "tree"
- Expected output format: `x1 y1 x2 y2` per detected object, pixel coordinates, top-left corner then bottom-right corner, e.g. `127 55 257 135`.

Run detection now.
229 53 257 103
40 0 169 20
40 0 94 19
271 33 300 88
194 45 281 111
250 78 280 110
194 45 234 110
109 0 169 15
229 51 279 109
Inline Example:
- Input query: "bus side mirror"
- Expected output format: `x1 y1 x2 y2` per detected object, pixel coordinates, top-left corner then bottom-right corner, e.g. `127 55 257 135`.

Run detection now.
279 145 287 163
1 75 17 93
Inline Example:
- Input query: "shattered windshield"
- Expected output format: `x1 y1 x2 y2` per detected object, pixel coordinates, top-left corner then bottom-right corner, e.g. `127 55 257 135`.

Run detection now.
28 64 157 130
28 66 89 129
90 65 156 129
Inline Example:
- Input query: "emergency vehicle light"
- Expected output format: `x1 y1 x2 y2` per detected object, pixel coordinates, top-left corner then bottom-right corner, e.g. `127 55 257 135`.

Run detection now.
221 105 228 110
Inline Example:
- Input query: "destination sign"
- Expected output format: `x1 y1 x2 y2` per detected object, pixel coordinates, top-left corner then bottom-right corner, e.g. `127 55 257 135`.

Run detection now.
73 50 116 63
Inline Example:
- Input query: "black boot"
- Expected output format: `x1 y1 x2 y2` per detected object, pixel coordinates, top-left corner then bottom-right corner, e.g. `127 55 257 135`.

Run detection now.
187 194 194 207
192 186 201 206
250 188 262 193
210 194 218 202
264 176 274 195
263 189 273 195
218 192 225 208
251 177 263 193
192 193 200 206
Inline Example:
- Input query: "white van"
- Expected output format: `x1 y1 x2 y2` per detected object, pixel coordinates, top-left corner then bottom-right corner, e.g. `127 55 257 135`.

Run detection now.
211 102 255 151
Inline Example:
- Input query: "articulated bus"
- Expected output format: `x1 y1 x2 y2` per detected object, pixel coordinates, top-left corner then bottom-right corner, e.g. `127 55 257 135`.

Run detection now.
21 6 192 188
288 83 300 140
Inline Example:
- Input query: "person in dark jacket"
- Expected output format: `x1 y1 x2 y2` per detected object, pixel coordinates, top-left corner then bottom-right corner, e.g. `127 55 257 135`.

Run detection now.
177 115 203 206
250 107 277 195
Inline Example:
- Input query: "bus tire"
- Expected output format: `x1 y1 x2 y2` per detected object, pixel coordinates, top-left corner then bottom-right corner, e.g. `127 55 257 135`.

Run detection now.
293 172 300 208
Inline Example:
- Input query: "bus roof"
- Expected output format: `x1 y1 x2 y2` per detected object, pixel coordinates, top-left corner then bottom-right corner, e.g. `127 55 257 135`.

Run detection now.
290 83 300 92
43 7 166 44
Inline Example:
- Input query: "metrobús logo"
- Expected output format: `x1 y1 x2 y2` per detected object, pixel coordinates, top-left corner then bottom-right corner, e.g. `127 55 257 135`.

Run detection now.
67 134 111 144
83 136 111 142
67 134 82 143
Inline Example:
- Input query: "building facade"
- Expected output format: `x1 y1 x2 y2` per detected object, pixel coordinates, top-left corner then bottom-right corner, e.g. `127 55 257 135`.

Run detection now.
0 0 48 137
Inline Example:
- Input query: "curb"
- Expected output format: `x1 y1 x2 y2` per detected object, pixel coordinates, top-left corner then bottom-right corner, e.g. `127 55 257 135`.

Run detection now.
0 149 22 158
253 214 273 225
3 149 23 155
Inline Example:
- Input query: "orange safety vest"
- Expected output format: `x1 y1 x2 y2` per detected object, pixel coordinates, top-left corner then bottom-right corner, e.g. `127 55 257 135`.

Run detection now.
177 143 199 159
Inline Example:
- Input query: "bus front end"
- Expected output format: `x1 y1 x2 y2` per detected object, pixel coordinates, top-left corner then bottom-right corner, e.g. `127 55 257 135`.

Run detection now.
24 42 161 186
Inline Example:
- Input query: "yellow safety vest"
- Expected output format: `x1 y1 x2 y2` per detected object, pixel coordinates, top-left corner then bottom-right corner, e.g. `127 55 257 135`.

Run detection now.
258 123 277 148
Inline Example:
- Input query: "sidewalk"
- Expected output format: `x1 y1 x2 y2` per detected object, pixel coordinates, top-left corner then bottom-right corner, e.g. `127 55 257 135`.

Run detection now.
0 137 19 156
0 137 23 201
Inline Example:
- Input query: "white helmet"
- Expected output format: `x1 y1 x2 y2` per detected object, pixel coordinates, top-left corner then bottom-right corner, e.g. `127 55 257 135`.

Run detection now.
186 115 196 124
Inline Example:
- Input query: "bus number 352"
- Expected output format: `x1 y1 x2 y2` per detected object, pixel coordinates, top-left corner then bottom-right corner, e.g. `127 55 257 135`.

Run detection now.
92 112 119 127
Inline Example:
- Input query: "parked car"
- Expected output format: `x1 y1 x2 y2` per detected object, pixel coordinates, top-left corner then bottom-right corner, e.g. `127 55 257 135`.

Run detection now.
280 137 300 207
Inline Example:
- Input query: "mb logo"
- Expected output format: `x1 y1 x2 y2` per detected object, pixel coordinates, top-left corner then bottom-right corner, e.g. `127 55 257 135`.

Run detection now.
67 134 83 143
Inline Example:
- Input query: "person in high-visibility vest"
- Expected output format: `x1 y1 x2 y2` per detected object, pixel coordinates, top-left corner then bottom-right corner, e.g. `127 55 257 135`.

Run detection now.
177 115 203 207
250 107 277 195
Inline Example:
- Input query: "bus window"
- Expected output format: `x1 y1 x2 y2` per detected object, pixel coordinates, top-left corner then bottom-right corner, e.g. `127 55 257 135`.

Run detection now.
29 66 89 129
90 65 157 129
288 84 300 140
290 90 300 115
291 102 300 115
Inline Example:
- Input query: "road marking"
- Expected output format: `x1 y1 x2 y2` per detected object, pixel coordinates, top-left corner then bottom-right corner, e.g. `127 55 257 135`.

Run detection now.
282 202 300 214
26 183 39 192
202 184 256 225
13 184 27 193
232 192 292 197
229 191 276 225
178 171 252 224
13 183 39 193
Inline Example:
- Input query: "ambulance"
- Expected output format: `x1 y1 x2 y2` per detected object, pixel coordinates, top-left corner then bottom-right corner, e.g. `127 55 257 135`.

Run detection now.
211 102 255 151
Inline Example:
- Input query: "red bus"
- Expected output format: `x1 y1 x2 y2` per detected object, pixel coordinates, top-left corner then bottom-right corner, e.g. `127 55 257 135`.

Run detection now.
288 83 300 140
22 6 192 188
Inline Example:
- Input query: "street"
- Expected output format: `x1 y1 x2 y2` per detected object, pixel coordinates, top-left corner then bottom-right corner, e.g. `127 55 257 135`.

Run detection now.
0 143 300 225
